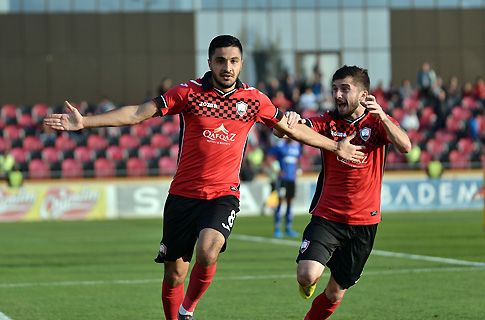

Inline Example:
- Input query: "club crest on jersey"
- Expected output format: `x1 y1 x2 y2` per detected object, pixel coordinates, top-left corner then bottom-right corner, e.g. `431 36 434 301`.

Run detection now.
159 243 167 256
236 101 248 116
360 127 371 141
300 240 310 253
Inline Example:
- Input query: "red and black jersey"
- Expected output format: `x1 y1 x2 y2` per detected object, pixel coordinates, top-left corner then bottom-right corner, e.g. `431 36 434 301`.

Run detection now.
152 71 283 200
306 110 399 225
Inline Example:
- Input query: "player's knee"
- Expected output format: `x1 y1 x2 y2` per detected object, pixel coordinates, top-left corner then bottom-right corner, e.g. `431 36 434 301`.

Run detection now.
297 270 316 287
195 250 219 267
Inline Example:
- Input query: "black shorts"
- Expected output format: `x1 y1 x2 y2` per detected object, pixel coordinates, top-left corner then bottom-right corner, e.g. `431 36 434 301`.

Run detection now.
155 194 239 263
277 179 296 199
296 215 378 289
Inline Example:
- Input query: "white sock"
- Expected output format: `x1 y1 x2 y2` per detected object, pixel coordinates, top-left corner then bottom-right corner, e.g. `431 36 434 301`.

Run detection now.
178 305 193 316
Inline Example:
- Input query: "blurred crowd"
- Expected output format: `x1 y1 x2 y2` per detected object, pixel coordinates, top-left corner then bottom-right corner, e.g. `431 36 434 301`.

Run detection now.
1 62 484 181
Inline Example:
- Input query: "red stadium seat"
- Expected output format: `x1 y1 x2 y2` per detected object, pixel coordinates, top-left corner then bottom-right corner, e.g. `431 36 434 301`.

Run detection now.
3 125 22 140
94 158 116 178
130 124 149 138
426 138 448 157
119 134 140 150
162 121 179 135
10 147 27 163
55 134 76 151
22 136 44 152
87 135 108 151
391 107 406 123
445 115 464 133
138 144 158 160
403 97 420 111
419 106 436 130
1 104 17 122
158 156 177 176
106 145 125 161
74 146 93 163
386 150 406 168
61 158 84 179
17 113 35 128
406 129 425 144
126 157 148 177
150 133 172 149
461 96 478 110
435 129 456 144
451 106 472 122
32 103 49 124
419 150 432 169
0 137 10 151
448 150 470 170
457 137 478 154
28 159 51 179
42 147 60 163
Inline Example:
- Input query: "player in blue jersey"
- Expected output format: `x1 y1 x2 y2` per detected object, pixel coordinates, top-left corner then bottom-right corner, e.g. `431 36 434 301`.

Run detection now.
267 138 302 237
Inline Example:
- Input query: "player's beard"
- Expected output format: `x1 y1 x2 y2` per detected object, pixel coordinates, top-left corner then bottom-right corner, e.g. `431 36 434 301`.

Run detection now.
336 98 359 119
212 72 238 90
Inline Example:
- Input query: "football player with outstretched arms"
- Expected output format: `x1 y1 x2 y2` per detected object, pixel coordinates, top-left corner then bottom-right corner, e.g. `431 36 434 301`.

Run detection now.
44 36 366 320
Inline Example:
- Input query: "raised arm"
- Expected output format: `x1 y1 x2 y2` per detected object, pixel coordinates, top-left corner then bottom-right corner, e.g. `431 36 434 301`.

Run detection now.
363 95 411 153
273 114 365 162
43 100 160 131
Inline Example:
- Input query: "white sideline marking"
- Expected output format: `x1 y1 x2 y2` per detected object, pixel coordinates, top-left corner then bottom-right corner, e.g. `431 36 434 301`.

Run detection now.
231 234 485 267
1 266 484 289
2 234 484 290
0 311 13 320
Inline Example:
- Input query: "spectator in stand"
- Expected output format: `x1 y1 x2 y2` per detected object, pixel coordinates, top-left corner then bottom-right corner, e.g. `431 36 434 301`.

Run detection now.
472 76 485 107
272 90 293 113
462 81 474 99
267 77 281 99
158 77 173 96
7 164 23 188
39 124 58 147
299 86 319 111
399 79 414 100
445 75 461 107
416 62 437 103
0 146 15 180
401 108 420 131
98 96 116 113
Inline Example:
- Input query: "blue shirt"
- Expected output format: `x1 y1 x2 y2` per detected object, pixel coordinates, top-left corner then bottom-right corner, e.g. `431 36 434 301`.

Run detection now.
268 140 301 181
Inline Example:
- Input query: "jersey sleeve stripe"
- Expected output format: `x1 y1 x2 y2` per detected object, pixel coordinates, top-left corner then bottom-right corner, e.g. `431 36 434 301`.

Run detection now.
153 95 168 109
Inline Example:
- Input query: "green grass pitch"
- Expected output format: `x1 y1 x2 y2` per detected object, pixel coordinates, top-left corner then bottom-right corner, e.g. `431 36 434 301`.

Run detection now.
0 210 484 319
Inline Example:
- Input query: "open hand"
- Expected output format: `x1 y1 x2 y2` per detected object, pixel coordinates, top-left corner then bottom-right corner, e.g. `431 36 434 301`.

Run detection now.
43 101 84 131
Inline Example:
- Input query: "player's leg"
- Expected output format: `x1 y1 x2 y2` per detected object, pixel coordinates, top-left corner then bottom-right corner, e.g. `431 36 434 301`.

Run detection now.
162 258 191 320
274 180 284 237
297 259 324 299
296 216 342 301
304 275 345 320
179 195 239 318
179 228 224 316
282 180 298 236
155 194 200 320
305 223 378 319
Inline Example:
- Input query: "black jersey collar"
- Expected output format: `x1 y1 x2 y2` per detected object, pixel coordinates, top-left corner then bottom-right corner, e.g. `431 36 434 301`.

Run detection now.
201 71 244 98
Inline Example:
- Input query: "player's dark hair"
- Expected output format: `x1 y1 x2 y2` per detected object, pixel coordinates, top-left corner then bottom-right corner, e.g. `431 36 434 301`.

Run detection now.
332 65 370 91
208 35 243 60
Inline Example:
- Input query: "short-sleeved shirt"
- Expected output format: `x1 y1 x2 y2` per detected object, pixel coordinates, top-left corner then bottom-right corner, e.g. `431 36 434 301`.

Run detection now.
306 110 399 225
268 140 301 181
152 71 283 200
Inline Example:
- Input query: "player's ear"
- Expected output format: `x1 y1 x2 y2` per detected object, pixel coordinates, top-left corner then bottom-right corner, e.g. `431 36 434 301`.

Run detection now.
208 59 212 70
